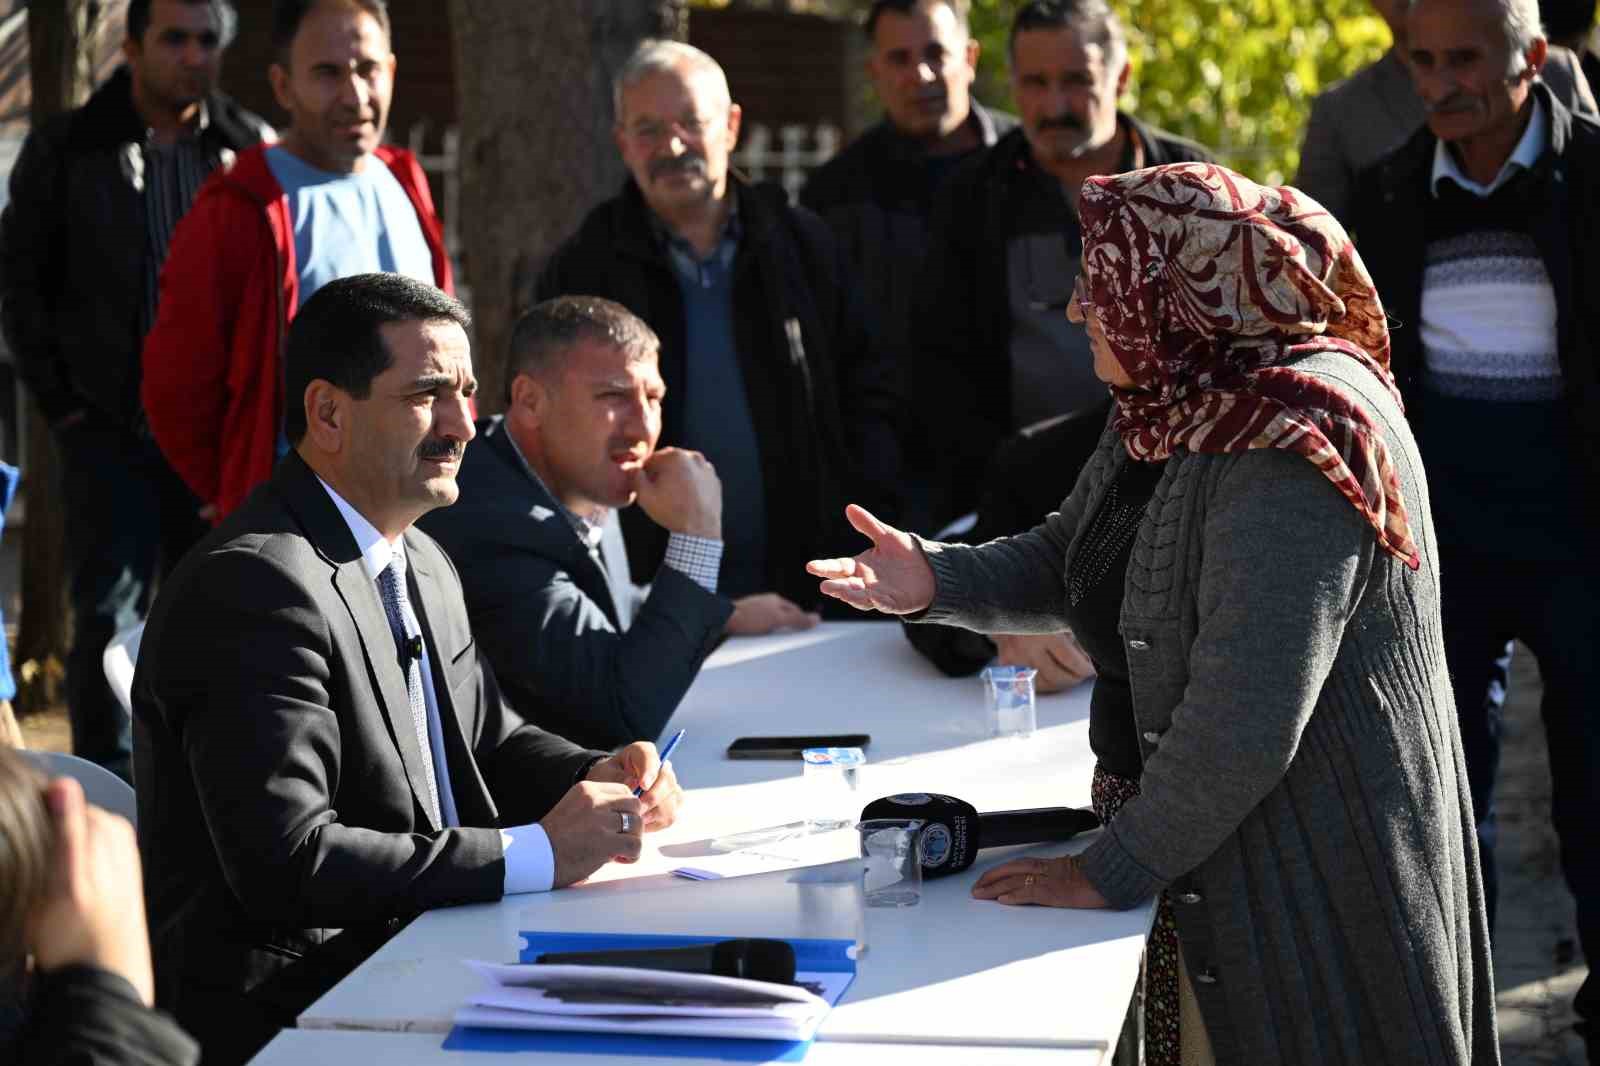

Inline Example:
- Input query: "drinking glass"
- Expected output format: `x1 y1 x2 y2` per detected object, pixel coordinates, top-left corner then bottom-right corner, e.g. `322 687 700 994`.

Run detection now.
982 665 1037 738
857 818 925 907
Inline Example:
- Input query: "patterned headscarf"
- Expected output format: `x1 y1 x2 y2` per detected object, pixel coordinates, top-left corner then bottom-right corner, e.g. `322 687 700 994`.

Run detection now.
1076 162 1420 570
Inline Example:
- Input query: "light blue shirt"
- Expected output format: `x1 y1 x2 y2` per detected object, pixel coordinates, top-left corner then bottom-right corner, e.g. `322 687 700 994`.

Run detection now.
1431 96 1546 198
318 478 555 895
266 146 436 302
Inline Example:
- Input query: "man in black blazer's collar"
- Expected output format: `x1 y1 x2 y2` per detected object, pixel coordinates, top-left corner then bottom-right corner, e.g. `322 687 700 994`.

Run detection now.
423 297 820 750
132 275 683 1066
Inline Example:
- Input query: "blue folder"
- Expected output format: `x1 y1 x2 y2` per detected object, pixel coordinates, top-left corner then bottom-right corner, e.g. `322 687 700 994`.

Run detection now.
442 930 857 1061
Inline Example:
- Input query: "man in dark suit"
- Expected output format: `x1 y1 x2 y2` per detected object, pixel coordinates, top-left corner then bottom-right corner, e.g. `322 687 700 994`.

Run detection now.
132 274 684 1066
422 297 800 751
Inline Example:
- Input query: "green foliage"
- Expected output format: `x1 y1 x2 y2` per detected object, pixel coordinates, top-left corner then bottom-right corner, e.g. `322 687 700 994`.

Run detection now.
967 0 1393 184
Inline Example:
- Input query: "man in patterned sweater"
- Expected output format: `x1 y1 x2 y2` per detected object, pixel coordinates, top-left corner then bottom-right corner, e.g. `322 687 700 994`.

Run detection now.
1352 0 1599 1057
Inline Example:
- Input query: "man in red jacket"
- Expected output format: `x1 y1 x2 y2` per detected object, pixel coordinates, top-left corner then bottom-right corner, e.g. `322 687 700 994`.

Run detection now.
143 0 451 520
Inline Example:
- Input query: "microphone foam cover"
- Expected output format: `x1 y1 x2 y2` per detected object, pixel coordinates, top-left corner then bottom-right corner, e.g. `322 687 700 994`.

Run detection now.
859 793 978 878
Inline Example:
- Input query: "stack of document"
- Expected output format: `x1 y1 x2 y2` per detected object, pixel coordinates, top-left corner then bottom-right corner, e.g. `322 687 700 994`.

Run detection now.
456 960 852 1042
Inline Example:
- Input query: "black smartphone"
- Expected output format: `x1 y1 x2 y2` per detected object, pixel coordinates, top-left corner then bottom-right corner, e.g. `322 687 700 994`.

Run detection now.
726 734 871 760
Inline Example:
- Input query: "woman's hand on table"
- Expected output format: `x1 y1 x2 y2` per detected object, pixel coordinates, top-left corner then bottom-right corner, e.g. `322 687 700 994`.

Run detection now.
971 854 1110 909
805 504 935 615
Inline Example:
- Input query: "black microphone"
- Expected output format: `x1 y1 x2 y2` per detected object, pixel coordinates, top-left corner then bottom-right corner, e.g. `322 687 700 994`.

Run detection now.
534 938 797 984
401 634 423 664
859 793 1100 879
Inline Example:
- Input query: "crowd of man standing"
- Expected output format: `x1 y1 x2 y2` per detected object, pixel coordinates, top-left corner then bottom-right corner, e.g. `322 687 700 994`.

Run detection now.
0 0 1594 1062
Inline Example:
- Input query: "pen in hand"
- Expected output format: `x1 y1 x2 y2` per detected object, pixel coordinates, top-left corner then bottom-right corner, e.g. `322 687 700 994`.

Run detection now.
637 729 685 797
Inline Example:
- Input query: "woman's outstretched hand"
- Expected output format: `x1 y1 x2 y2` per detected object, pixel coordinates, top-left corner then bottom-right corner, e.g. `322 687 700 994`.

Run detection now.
805 504 936 615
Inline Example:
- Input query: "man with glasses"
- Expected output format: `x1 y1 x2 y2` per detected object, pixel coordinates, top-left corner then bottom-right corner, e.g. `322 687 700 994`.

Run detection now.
537 41 900 625
910 0 1211 525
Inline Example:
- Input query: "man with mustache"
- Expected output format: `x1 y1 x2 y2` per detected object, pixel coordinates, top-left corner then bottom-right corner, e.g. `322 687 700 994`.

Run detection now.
801 1 1016 530
141 0 451 523
901 0 1208 693
1294 0 1593 223
537 41 900 624
909 0 1211 529
1351 0 1600 1059
0 0 269 783
421 297 738 750
133 275 683 1066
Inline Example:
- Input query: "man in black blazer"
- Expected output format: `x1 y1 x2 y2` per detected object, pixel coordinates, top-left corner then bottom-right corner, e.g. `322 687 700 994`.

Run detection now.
422 297 794 750
132 275 683 1066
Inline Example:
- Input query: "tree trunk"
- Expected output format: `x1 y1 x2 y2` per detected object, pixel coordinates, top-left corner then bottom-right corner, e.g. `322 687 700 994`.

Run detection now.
14 0 99 717
447 0 686 413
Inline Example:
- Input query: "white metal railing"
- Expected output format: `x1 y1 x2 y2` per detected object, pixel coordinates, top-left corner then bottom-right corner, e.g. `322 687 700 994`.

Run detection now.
733 122 841 202
405 122 462 263
401 121 842 252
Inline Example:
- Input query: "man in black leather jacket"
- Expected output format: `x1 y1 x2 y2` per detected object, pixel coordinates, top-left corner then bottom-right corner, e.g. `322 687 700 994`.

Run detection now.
0 0 270 781
909 0 1212 526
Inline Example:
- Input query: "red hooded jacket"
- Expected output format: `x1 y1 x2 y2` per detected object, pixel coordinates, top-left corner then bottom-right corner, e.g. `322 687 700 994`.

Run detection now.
141 142 453 519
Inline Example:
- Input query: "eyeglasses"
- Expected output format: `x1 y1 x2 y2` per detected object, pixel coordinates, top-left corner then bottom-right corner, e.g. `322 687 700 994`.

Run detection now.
1073 282 1094 318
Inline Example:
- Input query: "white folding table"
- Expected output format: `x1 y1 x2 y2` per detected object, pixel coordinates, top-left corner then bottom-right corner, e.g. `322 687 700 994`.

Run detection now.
292 623 1154 1062
252 1029 1107 1065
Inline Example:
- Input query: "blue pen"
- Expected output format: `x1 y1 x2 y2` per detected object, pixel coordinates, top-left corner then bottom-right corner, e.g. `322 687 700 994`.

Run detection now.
637 728 685 796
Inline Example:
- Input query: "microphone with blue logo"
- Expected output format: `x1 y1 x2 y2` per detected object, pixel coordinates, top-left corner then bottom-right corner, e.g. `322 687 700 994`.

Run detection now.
859 793 1100 879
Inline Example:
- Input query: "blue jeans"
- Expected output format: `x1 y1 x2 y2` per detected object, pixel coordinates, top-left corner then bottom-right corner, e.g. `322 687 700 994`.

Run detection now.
56 416 206 782
1439 546 1600 1039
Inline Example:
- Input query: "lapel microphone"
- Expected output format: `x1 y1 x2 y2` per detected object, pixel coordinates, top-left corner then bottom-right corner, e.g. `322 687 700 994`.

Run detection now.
403 634 424 664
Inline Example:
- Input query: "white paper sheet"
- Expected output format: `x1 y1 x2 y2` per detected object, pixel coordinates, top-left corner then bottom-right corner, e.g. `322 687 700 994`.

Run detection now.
456 960 851 1042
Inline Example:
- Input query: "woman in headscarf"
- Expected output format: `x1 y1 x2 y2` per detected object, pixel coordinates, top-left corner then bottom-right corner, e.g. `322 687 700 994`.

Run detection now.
808 162 1496 1065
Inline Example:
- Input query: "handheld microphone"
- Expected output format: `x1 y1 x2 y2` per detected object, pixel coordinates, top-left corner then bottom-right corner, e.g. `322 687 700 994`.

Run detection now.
859 793 1100 879
534 938 797 984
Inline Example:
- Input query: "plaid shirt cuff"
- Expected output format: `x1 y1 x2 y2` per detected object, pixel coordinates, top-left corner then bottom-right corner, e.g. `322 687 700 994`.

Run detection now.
662 533 722 593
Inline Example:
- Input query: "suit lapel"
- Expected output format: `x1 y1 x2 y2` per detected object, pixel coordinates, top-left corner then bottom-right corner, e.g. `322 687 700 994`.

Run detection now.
404 535 498 827
488 422 625 629
276 455 442 832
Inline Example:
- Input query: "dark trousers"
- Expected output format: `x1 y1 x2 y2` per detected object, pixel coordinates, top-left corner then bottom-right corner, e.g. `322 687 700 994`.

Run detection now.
57 416 206 781
1439 546 1600 1038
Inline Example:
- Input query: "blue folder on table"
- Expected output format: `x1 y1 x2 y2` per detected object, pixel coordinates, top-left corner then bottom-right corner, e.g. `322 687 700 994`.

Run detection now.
442 930 857 1062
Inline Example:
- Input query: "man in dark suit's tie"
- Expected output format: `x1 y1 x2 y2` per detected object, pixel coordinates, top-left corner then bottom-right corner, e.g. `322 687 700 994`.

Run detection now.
378 554 441 825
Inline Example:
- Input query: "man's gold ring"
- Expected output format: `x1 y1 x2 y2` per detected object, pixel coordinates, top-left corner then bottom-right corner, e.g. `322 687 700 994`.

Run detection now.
1024 874 1036 887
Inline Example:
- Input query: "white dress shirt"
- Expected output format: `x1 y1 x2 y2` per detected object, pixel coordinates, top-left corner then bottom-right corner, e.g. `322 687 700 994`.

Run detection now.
1431 96 1547 198
319 479 555 894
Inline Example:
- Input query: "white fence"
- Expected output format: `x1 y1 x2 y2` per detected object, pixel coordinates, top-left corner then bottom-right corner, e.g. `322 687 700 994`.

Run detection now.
405 123 463 261
732 122 842 201
404 120 843 250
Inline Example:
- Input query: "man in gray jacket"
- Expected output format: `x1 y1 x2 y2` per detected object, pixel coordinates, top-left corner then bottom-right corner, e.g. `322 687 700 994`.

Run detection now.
1294 0 1594 220
421 298 810 751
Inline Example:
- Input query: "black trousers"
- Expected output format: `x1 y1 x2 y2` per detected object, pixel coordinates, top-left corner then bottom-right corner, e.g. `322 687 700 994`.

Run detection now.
1439 545 1600 1040
56 416 206 781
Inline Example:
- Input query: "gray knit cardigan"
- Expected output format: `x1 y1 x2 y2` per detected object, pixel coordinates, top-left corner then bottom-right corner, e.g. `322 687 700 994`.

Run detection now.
917 352 1499 1065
